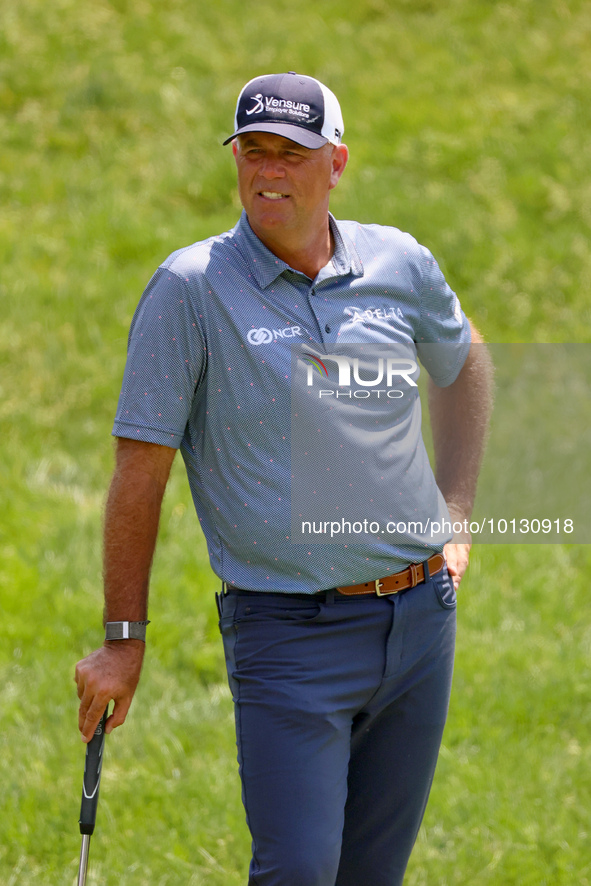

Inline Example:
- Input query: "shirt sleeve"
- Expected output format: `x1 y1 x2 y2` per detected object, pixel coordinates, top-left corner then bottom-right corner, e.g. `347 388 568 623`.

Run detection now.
112 267 206 447
414 245 471 387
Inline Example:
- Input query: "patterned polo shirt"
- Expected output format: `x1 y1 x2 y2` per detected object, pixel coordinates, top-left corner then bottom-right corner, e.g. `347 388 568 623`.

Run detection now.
113 211 471 592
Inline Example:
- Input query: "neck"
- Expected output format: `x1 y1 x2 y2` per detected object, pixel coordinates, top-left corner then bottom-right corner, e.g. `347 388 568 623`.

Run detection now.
248 215 334 280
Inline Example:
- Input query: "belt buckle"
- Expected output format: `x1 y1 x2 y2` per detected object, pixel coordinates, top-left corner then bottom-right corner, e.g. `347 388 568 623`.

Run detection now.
375 578 396 596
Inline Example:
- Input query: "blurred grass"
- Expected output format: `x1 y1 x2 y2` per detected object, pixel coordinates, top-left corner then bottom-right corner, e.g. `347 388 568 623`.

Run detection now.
1 0 590 882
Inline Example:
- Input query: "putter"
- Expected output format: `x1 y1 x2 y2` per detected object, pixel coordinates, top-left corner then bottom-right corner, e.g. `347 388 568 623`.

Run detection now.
77 706 109 886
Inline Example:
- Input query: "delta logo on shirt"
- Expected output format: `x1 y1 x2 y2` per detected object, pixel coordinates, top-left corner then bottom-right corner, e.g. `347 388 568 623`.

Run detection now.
347 306 405 324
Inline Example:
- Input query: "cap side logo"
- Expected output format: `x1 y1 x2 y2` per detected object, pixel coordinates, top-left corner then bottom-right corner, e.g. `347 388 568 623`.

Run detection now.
246 94 264 115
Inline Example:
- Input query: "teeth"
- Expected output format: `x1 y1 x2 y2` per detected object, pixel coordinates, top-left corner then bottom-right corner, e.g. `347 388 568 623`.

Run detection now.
261 191 287 199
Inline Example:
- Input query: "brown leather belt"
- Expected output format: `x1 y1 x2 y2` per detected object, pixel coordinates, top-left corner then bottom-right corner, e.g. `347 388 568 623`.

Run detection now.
336 553 445 596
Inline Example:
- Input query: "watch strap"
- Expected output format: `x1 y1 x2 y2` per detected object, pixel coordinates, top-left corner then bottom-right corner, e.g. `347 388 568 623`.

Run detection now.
105 621 150 642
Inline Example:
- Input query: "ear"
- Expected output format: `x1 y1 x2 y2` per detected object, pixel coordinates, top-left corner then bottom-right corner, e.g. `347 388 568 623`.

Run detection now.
329 144 349 191
232 140 238 158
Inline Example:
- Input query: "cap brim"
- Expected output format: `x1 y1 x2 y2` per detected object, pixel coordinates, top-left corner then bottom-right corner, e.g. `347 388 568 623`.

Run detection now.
222 121 328 148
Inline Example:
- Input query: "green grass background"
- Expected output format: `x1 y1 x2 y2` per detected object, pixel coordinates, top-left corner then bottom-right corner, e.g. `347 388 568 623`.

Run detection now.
1 0 590 882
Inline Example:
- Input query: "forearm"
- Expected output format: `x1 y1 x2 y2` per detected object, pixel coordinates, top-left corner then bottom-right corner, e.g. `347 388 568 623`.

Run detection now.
102 437 176 623
428 327 494 520
103 469 163 623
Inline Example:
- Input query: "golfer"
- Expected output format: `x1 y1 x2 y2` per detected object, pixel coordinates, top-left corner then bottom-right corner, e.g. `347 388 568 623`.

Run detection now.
76 72 493 885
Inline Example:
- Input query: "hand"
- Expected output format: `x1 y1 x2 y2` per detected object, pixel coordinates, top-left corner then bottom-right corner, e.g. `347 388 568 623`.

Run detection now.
443 502 473 591
443 541 471 590
75 641 145 742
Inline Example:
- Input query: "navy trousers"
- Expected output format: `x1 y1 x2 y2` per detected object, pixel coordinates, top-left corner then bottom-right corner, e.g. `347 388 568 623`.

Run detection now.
219 567 457 886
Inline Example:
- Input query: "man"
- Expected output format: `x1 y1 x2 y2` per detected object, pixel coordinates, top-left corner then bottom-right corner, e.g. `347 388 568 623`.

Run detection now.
76 72 493 885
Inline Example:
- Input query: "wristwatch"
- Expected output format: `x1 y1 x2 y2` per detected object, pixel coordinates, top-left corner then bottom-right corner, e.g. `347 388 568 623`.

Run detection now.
105 621 150 642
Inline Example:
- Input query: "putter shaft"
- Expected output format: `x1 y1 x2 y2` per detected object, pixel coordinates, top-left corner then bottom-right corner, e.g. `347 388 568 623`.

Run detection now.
77 833 90 886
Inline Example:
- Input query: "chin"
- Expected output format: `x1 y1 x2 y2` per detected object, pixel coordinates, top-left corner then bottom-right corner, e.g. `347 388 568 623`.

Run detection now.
251 210 291 231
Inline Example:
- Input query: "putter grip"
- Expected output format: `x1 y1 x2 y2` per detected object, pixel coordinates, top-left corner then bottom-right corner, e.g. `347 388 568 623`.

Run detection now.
79 707 108 835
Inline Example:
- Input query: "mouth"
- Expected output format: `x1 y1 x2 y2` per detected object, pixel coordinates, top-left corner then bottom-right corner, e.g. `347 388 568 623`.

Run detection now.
258 190 289 200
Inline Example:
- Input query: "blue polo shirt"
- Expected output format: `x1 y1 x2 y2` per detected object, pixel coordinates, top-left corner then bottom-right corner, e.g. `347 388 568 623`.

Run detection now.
113 211 471 592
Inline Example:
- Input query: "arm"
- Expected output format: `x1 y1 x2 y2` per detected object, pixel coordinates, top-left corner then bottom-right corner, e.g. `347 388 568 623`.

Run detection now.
427 322 494 588
75 437 176 742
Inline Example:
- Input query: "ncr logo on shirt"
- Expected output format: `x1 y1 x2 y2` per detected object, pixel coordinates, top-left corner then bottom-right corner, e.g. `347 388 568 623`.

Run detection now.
247 326 303 346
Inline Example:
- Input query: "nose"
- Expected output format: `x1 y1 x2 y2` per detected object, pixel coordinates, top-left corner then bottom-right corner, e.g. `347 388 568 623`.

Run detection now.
259 155 286 179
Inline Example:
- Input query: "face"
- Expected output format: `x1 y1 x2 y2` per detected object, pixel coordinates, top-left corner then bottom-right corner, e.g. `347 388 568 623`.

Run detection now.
232 132 348 245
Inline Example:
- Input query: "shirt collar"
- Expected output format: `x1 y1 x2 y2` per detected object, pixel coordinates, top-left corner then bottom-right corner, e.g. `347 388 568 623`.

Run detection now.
233 210 363 289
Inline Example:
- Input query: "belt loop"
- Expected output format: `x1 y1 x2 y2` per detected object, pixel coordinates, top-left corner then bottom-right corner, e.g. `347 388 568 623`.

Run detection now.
409 563 419 588
423 559 430 582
